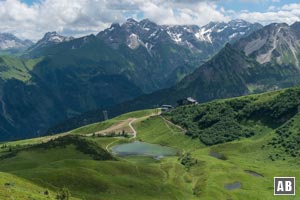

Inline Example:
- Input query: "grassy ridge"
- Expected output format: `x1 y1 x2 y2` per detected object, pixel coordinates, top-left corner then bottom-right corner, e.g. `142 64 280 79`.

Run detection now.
71 109 156 135
135 116 204 151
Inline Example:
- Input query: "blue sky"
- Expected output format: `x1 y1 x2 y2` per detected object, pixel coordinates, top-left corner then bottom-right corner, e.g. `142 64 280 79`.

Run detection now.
21 0 36 5
21 0 32 3
1 0 299 41
218 0 296 12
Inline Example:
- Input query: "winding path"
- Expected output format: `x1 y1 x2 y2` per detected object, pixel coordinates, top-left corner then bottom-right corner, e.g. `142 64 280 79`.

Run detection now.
160 116 186 133
92 110 161 151
129 118 137 138
104 118 137 152
105 139 120 152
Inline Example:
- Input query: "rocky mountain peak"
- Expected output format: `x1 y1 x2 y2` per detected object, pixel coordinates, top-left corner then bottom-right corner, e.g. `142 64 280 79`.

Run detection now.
43 31 72 43
28 31 74 52
291 21 300 28
110 23 121 29
126 18 138 24
123 18 139 28
97 18 261 55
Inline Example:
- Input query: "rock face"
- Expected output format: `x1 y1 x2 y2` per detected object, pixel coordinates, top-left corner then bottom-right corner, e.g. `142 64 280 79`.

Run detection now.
235 22 300 67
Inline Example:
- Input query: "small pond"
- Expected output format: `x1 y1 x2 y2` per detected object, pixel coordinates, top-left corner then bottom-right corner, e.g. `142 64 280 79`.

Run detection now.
225 181 242 191
209 151 227 160
111 141 177 158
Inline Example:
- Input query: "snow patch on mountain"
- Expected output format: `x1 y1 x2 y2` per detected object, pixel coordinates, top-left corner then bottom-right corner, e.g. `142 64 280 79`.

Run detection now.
167 31 182 44
229 33 238 39
128 33 141 49
195 28 213 43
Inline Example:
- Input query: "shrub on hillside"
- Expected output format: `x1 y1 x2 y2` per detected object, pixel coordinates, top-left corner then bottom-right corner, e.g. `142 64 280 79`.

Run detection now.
179 153 198 171
268 114 300 159
56 187 70 200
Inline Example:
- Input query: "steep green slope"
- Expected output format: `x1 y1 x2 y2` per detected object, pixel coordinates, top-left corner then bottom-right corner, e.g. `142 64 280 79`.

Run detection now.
135 116 204 151
0 172 69 200
0 55 41 81
0 41 145 140
27 34 202 93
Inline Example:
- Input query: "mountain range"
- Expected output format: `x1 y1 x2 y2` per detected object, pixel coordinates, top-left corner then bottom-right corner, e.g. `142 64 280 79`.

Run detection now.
0 19 263 140
2 19 300 140
49 21 300 134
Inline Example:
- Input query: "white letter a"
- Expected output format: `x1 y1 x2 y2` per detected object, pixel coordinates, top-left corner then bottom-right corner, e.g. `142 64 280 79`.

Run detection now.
277 181 284 192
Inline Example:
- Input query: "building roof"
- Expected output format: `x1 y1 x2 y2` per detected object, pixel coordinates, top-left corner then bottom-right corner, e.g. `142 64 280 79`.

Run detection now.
187 97 197 103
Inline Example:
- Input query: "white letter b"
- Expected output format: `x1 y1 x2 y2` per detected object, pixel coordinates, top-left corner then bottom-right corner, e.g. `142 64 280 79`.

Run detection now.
285 181 292 192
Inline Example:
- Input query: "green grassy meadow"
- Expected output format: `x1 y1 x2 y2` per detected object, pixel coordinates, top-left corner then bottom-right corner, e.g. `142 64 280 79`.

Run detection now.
0 55 43 82
2 89 300 199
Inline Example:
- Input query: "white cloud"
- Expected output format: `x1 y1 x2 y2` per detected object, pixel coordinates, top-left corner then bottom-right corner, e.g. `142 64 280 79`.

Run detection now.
0 0 230 41
0 0 299 41
234 3 300 25
0 0 126 41
139 1 230 25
